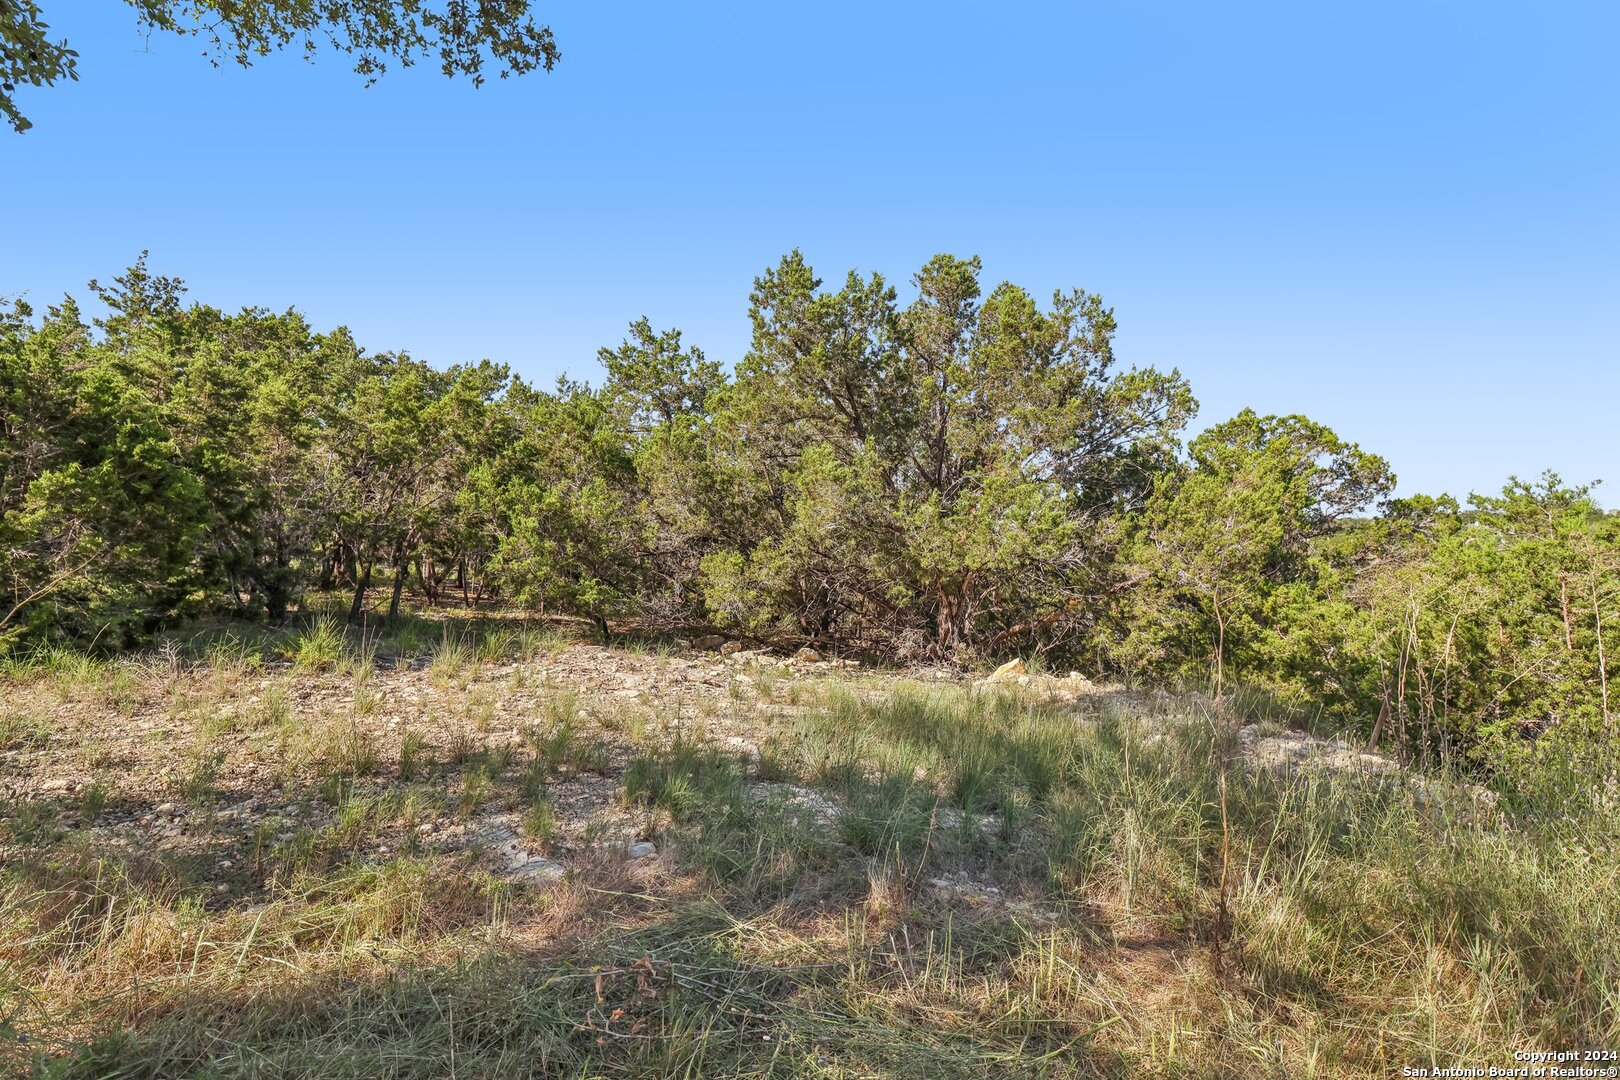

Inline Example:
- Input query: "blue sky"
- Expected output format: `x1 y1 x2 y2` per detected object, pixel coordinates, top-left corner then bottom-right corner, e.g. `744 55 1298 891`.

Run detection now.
5 2 1616 501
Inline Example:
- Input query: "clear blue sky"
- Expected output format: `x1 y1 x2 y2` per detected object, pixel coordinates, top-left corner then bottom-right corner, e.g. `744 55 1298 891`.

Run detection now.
5 2 1616 501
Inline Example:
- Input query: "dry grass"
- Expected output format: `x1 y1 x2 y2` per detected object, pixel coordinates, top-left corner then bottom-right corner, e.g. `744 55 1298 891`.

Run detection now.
1 642 1615 1077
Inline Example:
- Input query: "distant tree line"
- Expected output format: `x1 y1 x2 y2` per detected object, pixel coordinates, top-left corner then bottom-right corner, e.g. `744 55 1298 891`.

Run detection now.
3 253 1616 782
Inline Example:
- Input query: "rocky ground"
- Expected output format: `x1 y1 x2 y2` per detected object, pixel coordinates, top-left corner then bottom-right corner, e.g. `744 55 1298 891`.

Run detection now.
6 634 1583 1079
2 635 1464 912
2 643 858 895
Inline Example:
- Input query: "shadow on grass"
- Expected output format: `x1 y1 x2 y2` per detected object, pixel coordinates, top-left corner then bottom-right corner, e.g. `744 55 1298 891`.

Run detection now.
13 871 1131 1079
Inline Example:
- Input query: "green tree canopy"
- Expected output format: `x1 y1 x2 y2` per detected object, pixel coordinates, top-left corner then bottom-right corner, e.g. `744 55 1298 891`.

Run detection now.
705 250 1196 657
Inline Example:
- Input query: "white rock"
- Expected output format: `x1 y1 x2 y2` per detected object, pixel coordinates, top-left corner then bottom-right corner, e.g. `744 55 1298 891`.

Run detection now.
513 857 565 884
986 658 1027 684
751 782 840 824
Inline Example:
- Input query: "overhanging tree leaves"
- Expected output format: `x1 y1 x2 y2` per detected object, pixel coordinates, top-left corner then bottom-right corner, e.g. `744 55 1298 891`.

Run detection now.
2 0 559 133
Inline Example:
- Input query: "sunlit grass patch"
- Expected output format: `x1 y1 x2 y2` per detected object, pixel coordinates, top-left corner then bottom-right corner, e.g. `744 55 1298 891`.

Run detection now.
0 709 50 750
428 627 478 687
623 738 747 821
283 616 350 673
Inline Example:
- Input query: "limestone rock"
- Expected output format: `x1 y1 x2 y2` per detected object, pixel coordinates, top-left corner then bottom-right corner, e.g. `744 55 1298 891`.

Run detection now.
1236 724 1399 776
750 782 841 824
986 658 1027 684
479 823 566 885
513 857 566 884
975 661 1104 699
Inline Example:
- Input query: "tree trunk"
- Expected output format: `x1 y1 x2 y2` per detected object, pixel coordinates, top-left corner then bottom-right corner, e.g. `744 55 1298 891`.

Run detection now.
1596 580 1611 728
225 571 246 615
936 588 965 654
265 581 289 625
1561 576 1575 651
347 559 373 625
418 555 435 604
1366 691 1391 753
266 527 291 624
388 544 410 622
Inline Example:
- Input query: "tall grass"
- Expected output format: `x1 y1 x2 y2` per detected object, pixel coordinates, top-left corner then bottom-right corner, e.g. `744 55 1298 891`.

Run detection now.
637 682 1620 1068
284 616 349 673
5 674 1617 1077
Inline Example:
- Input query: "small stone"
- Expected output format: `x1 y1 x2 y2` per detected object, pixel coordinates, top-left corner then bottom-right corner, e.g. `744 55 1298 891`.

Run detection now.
626 841 657 860
155 802 176 814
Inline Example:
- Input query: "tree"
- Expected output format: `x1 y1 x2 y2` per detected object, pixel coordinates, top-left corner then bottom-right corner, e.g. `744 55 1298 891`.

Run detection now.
1118 410 1394 696
0 295 208 646
597 319 733 620
1350 475 1620 775
705 250 1194 658
2 0 560 133
599 318 723 436
480 378 644 641
1187 409 1394 555
324 354 508 624
1126 468 1283 696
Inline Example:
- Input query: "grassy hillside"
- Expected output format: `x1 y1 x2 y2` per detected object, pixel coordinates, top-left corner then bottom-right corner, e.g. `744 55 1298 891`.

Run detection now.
2 618 1615 1077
